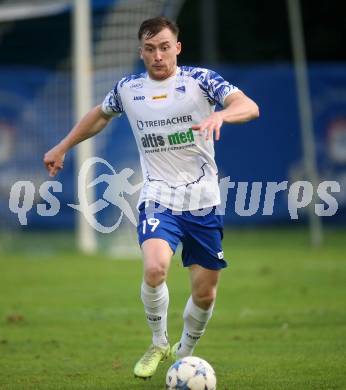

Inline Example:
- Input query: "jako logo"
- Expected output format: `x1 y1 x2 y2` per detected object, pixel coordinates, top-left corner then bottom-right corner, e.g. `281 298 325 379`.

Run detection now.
133 96 145 101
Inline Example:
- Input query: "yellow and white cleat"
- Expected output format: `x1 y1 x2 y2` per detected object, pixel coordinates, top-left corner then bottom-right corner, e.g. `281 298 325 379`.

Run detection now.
134 343 170 379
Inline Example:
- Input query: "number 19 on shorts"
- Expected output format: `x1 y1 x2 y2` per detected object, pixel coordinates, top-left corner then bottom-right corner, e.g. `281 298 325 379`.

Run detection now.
142 218 160 234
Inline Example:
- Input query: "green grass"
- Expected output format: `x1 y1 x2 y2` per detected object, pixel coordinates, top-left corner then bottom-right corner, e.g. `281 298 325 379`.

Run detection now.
0 228 346 389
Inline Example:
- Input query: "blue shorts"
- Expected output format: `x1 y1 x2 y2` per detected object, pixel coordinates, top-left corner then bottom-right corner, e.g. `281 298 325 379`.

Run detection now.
137 202 227 270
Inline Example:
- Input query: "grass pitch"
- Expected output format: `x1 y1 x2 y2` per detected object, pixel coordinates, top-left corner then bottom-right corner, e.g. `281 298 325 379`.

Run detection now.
0 228 345 389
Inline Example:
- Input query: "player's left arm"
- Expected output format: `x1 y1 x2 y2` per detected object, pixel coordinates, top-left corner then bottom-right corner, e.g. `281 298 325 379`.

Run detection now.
192 91 259 141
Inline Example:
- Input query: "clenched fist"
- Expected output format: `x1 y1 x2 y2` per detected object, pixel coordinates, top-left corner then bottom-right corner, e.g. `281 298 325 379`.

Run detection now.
43 145 66 177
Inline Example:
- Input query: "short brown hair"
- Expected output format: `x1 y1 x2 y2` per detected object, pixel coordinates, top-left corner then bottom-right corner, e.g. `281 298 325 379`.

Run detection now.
138 16 179 40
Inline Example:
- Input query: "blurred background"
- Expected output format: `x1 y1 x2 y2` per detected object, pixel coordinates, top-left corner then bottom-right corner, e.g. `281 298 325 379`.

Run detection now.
0 2 345 389
0 0 345 256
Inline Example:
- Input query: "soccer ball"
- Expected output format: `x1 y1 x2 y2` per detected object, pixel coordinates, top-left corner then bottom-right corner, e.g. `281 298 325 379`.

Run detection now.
166 356 216 390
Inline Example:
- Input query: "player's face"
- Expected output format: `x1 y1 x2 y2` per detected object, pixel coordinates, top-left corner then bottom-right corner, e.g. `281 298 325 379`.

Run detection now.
140 28 181 81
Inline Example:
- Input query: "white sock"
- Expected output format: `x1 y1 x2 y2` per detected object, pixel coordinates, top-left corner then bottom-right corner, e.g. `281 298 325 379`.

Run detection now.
176 296 214 358
141 281 169 347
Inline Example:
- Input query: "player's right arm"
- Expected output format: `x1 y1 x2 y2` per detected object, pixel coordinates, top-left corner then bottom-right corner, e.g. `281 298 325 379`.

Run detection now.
43 104 112 177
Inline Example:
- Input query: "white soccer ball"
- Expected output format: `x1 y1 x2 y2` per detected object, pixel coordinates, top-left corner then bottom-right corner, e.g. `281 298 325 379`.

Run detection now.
166 356 217 390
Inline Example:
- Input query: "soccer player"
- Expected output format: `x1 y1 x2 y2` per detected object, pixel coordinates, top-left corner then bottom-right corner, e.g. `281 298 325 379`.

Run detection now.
43 16 259 379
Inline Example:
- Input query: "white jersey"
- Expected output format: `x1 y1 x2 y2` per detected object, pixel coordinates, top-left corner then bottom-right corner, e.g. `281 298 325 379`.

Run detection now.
102 66 239 211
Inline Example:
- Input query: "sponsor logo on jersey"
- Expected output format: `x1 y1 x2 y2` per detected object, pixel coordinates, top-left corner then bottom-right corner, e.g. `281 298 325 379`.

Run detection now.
137 120 144 131
133 95 145 101
167 128 194 145
136 115 192 129
130 81 143 90
217 251 224 259
141 133 165 148
152 94 167 100
141 128 195 148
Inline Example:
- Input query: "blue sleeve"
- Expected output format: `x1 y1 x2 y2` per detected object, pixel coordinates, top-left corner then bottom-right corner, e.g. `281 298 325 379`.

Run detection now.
188 67 239 106
101 81 124 116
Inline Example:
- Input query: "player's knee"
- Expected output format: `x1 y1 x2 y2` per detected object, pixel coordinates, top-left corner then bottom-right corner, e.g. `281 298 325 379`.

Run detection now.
144 263 167 286
192 288 216 309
